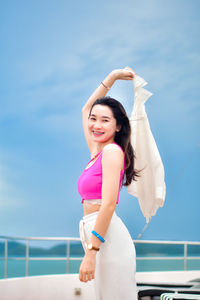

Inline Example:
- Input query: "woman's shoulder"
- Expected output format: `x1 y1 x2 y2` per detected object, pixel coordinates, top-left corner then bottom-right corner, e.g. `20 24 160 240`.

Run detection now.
102 144 124 170
102 143 124 166
103 142 124 155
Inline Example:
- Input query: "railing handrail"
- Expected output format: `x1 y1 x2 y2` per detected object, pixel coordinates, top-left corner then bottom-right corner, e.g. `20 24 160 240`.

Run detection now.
0 235 200 245
133 240 200 245
0 235 80 241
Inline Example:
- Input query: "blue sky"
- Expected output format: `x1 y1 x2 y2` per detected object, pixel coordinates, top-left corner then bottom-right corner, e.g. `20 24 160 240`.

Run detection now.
0 0 199 246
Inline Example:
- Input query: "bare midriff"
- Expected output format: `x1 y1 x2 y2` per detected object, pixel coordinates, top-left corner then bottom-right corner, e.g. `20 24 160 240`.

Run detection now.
83 199 102 216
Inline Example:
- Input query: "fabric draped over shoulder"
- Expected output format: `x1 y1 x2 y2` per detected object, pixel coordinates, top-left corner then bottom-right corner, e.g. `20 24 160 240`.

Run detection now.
127 74 166 223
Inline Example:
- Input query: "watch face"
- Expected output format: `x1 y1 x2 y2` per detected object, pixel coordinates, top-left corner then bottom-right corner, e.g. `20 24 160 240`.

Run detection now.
88 243 92 249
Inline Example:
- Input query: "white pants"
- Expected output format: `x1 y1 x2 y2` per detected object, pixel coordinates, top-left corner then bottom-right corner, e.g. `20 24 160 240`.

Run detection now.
79 211 138 300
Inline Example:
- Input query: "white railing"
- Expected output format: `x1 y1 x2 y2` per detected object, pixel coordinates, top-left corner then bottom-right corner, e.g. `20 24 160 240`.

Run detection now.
135 239 200 271
0 236 200 279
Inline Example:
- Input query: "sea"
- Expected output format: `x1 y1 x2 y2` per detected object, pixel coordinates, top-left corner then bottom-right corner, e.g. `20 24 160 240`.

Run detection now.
0 240 200 279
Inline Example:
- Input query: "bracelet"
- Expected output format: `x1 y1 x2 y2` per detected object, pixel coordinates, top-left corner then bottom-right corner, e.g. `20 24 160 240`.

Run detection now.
91 230 105 243
101 81 110 90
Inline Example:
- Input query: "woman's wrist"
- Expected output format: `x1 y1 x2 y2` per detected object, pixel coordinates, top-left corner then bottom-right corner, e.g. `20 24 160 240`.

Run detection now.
85 249 97 256
108 68 135 82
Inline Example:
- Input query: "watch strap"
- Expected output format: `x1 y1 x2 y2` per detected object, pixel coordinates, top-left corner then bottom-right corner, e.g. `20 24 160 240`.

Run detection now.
87 243 100 251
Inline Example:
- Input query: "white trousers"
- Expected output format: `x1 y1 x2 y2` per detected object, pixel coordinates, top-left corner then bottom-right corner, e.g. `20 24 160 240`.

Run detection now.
79 211 138 300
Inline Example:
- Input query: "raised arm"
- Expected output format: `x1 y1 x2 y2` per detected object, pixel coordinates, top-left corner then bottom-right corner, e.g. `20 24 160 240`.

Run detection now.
82 68 135 153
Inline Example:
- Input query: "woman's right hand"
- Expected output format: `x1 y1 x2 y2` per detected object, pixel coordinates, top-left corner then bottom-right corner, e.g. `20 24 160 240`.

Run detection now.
111 67 136 81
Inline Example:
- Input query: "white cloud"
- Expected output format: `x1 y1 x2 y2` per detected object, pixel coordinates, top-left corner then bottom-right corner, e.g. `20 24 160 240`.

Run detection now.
0 149 36 211
0 168 27 211
38 111 81 135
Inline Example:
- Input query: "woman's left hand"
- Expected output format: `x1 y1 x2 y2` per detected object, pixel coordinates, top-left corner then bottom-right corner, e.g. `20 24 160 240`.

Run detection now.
79 251 96 282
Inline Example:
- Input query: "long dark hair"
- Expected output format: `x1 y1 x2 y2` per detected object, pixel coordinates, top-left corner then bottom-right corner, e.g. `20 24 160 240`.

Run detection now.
89 96 142 186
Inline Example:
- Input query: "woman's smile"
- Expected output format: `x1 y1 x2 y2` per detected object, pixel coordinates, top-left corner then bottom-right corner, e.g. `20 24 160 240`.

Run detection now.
92 130 104 137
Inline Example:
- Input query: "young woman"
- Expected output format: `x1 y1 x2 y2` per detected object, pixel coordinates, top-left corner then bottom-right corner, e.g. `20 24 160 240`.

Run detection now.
77 67 140 299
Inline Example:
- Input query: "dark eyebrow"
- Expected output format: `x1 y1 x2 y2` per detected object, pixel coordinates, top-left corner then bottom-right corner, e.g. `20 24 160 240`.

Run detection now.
102 116 111 119
90 114 111 119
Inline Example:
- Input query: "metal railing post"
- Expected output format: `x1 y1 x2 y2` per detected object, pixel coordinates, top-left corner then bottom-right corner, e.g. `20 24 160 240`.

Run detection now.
25 240 29 276
4 239 8 279
184 243 188 271
66 240 70 274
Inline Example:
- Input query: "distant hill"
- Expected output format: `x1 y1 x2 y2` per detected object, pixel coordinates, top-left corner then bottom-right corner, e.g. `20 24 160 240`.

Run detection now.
0 240 199 257
0 241 84 257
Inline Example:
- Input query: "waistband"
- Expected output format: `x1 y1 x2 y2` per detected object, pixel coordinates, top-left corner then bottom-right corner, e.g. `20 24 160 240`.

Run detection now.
82 211 99 221
82 210 118 222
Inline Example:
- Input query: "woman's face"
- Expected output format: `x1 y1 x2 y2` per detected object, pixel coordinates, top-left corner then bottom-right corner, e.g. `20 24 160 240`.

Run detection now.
88 104 120 144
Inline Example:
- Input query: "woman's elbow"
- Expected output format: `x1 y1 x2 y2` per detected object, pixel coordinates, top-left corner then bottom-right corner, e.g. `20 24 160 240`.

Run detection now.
101 199 117 211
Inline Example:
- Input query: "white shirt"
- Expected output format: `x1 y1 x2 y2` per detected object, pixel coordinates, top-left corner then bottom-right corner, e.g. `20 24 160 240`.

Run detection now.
127 74 166 223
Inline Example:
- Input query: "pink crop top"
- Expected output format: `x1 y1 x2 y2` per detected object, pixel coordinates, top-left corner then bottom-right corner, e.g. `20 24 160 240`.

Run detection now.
77 142 125 204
